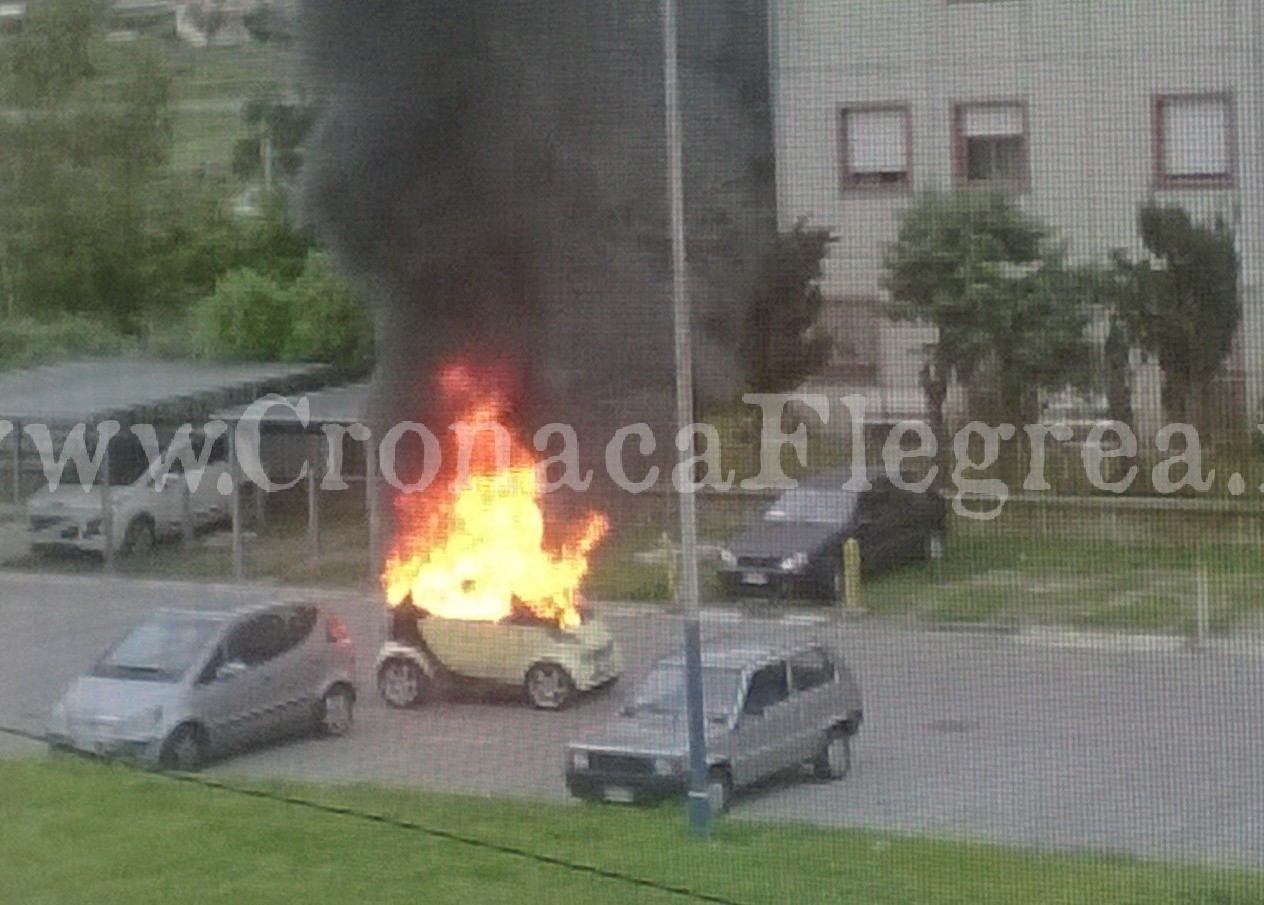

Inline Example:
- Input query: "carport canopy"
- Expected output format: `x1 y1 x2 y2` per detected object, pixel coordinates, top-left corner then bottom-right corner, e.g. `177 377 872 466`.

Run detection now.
212 382 378 582
0 358 334 568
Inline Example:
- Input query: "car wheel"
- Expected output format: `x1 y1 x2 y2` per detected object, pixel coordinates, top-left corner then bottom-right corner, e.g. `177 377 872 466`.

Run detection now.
925 529 946 561
813 729 851 781
705 767 733 815
317 683 354 736
159 723 206 771
378 658 427 708
525 662 576 710
122 517 155 555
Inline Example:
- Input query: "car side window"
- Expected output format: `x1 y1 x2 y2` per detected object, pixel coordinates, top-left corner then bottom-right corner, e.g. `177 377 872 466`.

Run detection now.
790 648 835 692
743 662 789 716
225 613 288 667
282 605 318 650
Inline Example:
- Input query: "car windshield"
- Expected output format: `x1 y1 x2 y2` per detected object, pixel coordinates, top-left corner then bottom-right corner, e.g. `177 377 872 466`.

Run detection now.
91 613 222 683
764 487 856 524
627 664 744 723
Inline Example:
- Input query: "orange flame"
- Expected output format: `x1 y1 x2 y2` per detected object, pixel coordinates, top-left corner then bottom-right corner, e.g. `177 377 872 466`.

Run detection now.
381 363 608 629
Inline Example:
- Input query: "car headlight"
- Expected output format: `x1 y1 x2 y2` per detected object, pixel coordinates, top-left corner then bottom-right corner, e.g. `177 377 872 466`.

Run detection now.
780 552 809 573
83 518 102 537
120 706 164 737
719 547 737 567
571 749 589 771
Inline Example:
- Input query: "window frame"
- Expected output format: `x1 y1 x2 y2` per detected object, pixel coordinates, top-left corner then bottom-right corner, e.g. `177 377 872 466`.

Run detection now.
952 99 1030 190
838 103 913 194
1152 92 1236 189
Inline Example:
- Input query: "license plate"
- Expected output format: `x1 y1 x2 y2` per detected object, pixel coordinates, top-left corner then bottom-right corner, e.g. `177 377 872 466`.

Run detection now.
603 786 634 803
741 572 769 585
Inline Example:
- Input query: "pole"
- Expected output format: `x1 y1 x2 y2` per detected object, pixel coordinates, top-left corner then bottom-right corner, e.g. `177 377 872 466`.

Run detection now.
663 0 710 838
229 424 243 580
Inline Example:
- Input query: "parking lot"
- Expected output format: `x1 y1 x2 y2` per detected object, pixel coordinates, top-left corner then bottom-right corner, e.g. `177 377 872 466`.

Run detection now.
2 570 1262 869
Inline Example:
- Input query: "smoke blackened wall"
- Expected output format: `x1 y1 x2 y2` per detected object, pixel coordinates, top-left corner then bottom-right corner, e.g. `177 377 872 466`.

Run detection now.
298 1 773 487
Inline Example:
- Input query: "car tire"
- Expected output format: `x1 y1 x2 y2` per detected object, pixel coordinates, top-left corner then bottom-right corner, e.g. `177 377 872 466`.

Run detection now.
705 767 733 815
159 723 206 771
122 517 156 555
813 729 851 781
525 662 576 710
316 683 354 736
378 658 427 709
925 529 946 561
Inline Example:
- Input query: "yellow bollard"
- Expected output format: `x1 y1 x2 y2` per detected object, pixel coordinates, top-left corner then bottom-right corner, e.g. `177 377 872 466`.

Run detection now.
842 537 862 610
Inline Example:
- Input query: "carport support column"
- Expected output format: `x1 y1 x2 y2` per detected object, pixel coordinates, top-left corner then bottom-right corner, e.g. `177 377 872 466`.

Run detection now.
366 439 380 589
229 423 243 580
10 421 20 504
307 433 321 559
102 434 115 573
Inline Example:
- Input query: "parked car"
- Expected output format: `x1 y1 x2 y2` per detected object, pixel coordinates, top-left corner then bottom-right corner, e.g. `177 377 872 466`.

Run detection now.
716 466 947 601
45 600 356 770
376 596 620 711
26 430 231 557
565 638 863 812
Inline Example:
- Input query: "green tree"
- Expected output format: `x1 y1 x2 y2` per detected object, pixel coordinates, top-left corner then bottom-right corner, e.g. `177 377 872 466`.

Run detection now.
1108 202 1240 428
0 0 172 332
740 222 836 393
884 191 1092 474
190 267 292 360
284 253 374 374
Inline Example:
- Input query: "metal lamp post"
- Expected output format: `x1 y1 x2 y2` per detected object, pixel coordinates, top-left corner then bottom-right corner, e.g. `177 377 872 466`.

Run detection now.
662 0 711 838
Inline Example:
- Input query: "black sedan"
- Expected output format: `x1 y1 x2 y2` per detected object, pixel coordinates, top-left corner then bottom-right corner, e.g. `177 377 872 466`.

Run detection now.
716 467 946 601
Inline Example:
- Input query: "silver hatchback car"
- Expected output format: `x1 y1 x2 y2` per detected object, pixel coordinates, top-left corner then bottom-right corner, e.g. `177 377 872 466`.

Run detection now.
565 638 862 813
45 601 356 770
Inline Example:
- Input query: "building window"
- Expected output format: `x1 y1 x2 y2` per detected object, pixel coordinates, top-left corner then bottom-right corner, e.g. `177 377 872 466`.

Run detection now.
1154 93 1234 187
839 106 911 191
953 102 1028 187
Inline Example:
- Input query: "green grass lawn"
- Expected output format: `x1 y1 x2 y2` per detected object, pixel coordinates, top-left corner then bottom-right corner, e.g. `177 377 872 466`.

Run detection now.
0 758 1257 905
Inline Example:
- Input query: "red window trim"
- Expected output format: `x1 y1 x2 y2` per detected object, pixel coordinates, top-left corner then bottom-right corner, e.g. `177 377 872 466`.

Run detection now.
1152 92 1236 190
951 99 1030 192
838 103 913 195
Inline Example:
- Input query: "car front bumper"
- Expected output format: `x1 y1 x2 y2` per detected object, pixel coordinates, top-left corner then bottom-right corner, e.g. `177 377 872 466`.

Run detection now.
46 729 163 764
565 769 687 803
717 567 822 599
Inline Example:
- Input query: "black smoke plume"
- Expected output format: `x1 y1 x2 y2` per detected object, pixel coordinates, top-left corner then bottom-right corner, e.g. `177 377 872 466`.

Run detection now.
298 1 772 493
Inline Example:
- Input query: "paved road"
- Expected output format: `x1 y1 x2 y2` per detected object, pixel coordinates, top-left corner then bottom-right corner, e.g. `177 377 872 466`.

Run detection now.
1 571 1262 869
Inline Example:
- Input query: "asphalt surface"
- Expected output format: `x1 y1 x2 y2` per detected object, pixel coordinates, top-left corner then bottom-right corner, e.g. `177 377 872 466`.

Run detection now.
1 571 1262 870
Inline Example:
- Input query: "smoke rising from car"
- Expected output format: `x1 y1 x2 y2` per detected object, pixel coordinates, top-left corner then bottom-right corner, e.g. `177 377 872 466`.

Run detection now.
296 1 771 468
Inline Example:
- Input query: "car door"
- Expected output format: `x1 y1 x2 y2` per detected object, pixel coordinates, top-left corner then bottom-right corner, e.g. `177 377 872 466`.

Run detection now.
853 483 893 569
269 604 323 730
188 615 280 752
730 660 793 786
788 647 839 760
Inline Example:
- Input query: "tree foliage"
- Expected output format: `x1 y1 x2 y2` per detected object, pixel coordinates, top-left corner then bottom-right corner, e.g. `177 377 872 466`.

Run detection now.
740 222 836 394
0 0 172 331
1108 203 1240 425
884 191 1093 432
191 252 373 373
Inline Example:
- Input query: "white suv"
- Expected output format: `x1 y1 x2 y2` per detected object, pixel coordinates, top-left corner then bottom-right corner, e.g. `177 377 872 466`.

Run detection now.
26 431 231 556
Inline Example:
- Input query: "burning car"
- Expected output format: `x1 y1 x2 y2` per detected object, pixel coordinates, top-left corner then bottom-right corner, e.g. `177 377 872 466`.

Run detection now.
374 363 619 711
376 595 619 710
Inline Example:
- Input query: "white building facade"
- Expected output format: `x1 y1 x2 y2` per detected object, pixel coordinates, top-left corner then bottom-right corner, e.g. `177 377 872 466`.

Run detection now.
770 0 1264 440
